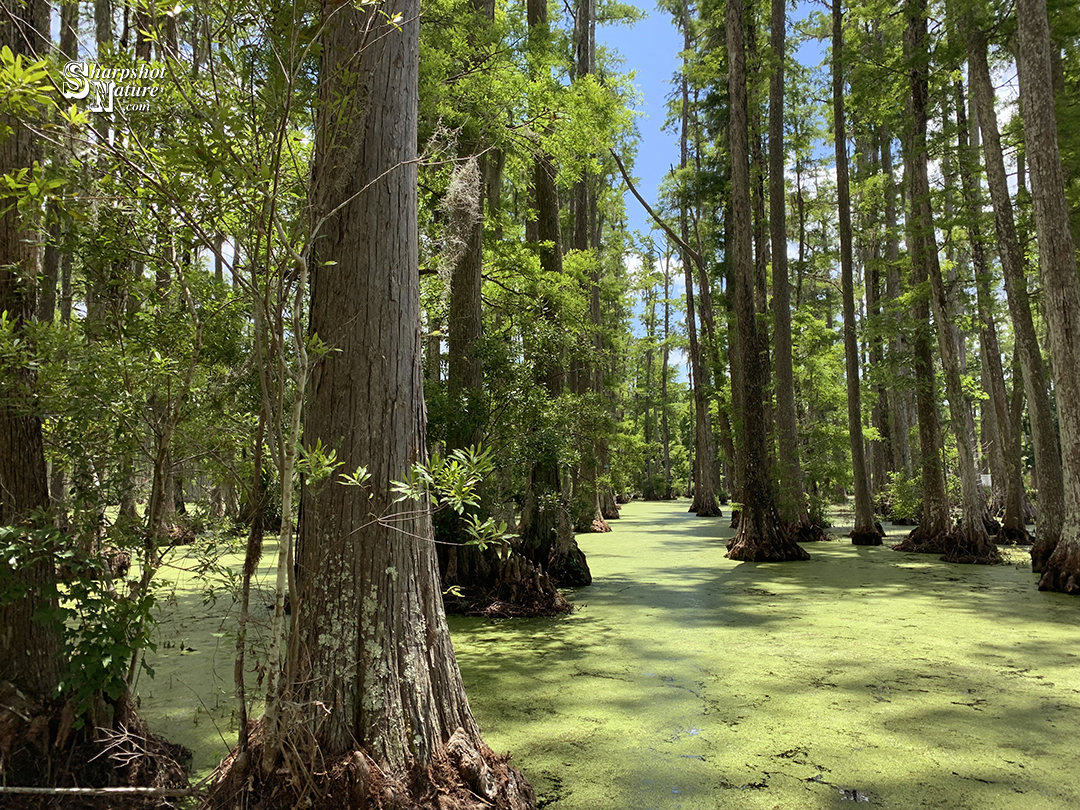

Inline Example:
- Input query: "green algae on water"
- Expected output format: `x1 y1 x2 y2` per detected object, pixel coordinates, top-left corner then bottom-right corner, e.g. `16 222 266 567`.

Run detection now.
450 501 1080 810
139 502 1080 808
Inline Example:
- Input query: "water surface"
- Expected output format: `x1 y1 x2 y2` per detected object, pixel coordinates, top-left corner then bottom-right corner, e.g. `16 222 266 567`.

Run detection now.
450 500 1080 809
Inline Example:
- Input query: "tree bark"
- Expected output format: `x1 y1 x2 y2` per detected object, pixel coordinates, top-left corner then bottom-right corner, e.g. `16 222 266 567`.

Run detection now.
95 0 112 47
0 0 61 701
894 0 952 553
965 23 1064 571
256 4 536 805
677 0 721 517
725 0 808 563
1017 0 1080 594
770 0 816 539
832 0 881 545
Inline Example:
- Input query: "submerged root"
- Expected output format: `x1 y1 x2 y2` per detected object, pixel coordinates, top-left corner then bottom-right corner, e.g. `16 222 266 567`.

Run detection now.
444 553 573 618
850 524 884 546
939 523 1002 565
0 682 190 810
998 524 1032 545
892 524 949 555
726 510 810 562
207 725 535 810
1037 537 1080 594
788 521 832 543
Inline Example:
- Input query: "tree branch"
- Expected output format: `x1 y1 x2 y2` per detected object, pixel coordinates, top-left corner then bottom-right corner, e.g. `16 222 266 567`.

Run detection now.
609 149 704 271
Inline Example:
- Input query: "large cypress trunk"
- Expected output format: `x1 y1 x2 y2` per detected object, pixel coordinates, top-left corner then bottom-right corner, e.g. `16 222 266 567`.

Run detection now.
1016 0 1080 594
0 0 61 701
296 0 473 760
231 2 536 804
724 0 808 563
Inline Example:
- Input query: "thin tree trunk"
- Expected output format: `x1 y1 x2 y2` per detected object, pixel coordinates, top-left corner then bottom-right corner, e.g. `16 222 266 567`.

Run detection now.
881 129 913 479
954 74 1026 542
724 195 744 515
679 0 720 517
833 0 881 545
859 132 892 498
518 0 591 584
661 259 672 494
1009 353 1038 526
572 0 611 531
965 22 1064 572
894 0 952 552
771 0 819 540
233 407 265 758
446 154 485 450
918 90 999 564
979 358 1008 512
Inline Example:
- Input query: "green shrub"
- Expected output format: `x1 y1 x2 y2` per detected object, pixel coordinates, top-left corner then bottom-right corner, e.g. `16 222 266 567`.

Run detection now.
882 471 922 524
808 493 832 528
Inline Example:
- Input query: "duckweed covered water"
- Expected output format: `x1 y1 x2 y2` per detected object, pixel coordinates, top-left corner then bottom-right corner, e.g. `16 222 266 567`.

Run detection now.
450 500 1080 809
140 500 1080 807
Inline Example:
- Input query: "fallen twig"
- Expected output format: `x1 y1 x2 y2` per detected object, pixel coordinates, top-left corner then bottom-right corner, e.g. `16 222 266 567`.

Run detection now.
0 786 205 797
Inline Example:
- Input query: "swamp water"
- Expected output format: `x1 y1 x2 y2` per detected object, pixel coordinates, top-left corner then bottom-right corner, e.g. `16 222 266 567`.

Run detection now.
141 500 1080 808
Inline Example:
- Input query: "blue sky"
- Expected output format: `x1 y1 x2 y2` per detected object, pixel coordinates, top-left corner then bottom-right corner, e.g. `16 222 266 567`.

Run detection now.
598 1 828 238
598 5 684 237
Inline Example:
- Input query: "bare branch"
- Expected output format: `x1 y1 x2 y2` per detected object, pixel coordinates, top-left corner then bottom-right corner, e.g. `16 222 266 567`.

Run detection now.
609 149 704 270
